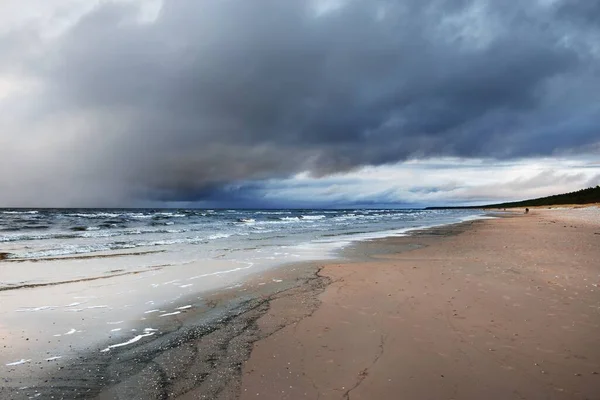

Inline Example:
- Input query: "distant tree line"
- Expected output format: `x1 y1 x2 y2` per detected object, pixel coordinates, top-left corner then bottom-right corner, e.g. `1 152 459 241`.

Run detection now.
426 186 600 209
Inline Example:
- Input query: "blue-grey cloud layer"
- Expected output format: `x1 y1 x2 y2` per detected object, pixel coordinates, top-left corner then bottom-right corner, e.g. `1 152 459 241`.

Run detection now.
2 0 599 205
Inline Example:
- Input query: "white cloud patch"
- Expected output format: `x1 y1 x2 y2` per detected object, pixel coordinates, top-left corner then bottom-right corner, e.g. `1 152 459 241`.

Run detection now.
244 157 600 207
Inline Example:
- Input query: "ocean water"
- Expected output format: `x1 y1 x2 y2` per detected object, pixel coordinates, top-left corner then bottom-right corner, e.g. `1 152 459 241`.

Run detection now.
0 208 486 380
0 208 483 261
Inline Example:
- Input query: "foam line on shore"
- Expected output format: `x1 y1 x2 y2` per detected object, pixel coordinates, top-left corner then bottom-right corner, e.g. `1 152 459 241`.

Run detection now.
15 305 59 312
100 332 155 353
2 250 166 263
1 266 166 292
159 311 181 317
188 262 254 281
6 359 31 366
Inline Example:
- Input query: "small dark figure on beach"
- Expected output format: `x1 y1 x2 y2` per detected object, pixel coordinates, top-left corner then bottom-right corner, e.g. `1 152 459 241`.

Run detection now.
525 208 529 214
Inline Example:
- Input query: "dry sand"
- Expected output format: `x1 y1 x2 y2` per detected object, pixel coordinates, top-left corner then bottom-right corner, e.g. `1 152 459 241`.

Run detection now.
240 210 600 399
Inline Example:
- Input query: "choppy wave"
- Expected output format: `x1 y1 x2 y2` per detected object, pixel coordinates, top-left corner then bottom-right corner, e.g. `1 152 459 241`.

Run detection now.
0 227 194 243
65 212 122 219
300 215 325 220
9 237 207 259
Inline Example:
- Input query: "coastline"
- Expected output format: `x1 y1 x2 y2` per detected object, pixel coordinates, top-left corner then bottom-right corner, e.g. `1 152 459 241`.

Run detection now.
4 208 599 399
0 209 481 375
98 220 479 400
1 217 479 399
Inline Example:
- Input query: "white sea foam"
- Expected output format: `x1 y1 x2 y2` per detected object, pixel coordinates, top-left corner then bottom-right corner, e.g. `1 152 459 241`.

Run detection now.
64 328 76 335
208 233 232 240
7 227 199 256
6 359 31 366
127 213 153 219
159 311 181 317
188 263 254 281
156 212 186 218
100 332 155 352
66 212 121 219
280 217 301 222
301 215 326 220
45 356 62 361
16 306 58 312
176 305 192 310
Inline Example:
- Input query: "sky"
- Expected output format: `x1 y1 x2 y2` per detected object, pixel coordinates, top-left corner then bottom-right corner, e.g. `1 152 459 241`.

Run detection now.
0 0 599 208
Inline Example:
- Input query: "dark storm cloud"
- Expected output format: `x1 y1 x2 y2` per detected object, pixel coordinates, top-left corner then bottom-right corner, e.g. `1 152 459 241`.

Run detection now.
2 0 599 205
556 0 600 24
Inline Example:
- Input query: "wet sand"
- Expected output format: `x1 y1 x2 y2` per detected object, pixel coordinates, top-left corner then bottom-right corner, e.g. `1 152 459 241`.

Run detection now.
240 210 600 399
1 261 329 399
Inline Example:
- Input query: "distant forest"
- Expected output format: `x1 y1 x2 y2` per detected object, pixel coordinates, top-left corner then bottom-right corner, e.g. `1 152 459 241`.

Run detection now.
427 186 600 209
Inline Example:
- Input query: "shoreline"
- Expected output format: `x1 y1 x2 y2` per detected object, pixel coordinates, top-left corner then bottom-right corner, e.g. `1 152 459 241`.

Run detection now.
1 217 479 399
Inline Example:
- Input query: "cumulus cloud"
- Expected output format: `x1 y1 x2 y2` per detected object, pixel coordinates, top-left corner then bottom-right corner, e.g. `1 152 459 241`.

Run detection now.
0 0 598 206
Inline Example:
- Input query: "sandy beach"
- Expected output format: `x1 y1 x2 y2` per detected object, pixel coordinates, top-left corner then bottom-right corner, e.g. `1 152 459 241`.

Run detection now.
240 209 600 399
2 208 599 399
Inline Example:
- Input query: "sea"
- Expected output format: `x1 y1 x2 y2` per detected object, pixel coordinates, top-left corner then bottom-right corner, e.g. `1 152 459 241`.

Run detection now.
0 208 484 262
0 208 486 392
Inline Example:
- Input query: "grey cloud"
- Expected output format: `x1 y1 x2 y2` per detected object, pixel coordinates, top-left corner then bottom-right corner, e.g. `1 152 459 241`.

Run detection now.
1 0 599 205
556 0 600 24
